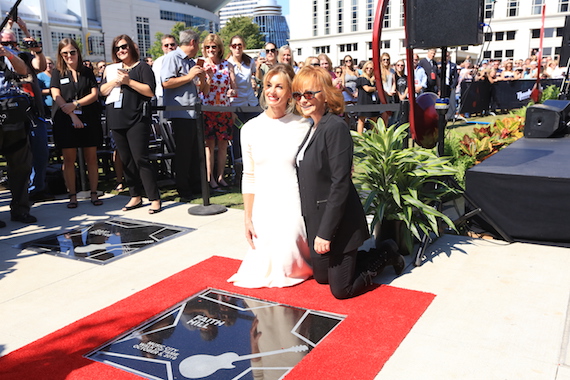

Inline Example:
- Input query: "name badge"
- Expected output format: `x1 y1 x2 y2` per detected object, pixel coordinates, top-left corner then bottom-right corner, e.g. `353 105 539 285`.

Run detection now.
114 92 123 109
60 78 70 85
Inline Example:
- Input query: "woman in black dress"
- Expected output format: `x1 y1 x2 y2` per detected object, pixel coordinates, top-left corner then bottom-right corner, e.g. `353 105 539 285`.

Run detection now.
51 38 103 208
355 61 379 133
292 66 404 299
100 35 160 214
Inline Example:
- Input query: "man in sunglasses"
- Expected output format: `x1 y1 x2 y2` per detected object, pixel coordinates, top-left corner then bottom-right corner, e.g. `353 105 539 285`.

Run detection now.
0 25 37 227
152 34 178 107
161 29 210 200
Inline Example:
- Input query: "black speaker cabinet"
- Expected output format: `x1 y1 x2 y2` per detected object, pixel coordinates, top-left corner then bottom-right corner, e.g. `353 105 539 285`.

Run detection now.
524 100 570 138
406 0 484 49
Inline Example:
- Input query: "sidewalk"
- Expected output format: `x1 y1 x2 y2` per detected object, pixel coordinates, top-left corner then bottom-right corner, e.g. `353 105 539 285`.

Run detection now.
1 191 569 379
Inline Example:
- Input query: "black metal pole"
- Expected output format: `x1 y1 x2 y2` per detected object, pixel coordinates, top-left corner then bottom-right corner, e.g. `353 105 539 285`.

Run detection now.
188 103 227 216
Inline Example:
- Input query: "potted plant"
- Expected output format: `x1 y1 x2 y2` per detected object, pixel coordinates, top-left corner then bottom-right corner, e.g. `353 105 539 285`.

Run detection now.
352 121 459 255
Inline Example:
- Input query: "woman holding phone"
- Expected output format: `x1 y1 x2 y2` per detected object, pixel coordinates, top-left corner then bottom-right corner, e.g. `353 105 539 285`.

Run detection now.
200 33 237 189
50 38 103 208
100 34 160 214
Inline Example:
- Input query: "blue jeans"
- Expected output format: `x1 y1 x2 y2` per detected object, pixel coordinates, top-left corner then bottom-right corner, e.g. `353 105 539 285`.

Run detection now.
28 117 50 194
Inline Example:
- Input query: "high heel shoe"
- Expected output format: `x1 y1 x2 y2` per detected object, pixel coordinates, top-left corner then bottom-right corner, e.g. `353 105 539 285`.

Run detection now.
67 193 78 209
90 191 103 206
122 200 143 211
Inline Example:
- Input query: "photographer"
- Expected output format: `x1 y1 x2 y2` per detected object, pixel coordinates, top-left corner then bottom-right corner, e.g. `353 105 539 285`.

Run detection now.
3 17 53 202
0 42 36 226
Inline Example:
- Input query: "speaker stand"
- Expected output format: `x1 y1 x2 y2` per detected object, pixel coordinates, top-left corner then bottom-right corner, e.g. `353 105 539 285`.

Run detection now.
414 48 514 266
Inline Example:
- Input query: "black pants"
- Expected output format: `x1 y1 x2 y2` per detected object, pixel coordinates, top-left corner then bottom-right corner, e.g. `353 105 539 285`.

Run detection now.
312 249 368 299
0 126 32 216
170 118 201 196
112 122 160 201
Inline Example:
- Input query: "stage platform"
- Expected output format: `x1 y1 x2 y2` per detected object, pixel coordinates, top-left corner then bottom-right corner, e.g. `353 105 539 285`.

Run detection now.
466 136 570 243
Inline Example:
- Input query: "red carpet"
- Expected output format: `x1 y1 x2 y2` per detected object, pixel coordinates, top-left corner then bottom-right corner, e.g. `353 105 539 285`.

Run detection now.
0 256 435 380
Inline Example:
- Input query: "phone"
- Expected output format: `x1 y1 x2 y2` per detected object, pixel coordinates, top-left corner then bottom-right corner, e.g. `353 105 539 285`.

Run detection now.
196 58 205 67
117 68 128 73
259 50 266 59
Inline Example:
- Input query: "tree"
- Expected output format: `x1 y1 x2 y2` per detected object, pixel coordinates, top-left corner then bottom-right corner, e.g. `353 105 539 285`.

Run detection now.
148 22 210 59
219 16 264 50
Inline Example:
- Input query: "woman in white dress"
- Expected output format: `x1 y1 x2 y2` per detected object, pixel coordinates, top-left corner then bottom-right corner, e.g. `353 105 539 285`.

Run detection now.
228 64 313 288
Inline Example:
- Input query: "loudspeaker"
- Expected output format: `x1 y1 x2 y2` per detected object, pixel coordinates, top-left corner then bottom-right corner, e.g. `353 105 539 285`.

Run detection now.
524 100 570 138
559 16 570 65
406 0 484 49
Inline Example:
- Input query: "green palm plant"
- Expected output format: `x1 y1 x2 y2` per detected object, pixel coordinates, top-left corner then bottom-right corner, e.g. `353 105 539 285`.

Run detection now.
352 121 459 254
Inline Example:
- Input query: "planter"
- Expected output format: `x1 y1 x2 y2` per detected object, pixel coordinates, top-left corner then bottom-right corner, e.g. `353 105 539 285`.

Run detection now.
374 219 412 256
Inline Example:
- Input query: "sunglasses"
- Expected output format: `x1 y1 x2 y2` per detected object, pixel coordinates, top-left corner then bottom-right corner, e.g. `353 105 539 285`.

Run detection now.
310 63 320 66
231 43 243 49
266 48 277 53
345 59 352 62
1 41 17 47
114 44 128 52
382 58 390 61
163 42 176 48
292 90 322 101
61 50 77 56
205 45 217 49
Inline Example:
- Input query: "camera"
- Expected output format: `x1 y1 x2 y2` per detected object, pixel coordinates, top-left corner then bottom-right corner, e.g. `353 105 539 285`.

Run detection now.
22 40 41 49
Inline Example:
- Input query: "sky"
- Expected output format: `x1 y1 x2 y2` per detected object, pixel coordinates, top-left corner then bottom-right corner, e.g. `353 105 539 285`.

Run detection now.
276 0 289 16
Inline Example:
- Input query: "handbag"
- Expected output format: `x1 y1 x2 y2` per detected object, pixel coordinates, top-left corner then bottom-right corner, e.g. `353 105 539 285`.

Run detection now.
0 89 31 127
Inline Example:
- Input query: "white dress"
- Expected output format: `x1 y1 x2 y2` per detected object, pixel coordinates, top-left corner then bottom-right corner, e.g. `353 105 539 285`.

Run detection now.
228 112 313 288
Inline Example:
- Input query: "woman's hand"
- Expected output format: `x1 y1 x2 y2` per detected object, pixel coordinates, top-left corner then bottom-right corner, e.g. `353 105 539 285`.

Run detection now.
117 70 130 86
314 236 331 254
60 102 76 115
70 114 84 129
245 219 257 249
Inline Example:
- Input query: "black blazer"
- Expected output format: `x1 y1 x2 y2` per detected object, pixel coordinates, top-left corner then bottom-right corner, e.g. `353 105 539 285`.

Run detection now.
296 113 369 255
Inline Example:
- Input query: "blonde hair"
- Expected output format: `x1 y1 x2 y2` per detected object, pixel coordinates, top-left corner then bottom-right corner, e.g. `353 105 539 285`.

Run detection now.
304 56 319 66
259 64 297 114
317 53 333 69
202 34 224 61
380 52 391 83
362 61 375 85
278 45 294 66
292 66 345 116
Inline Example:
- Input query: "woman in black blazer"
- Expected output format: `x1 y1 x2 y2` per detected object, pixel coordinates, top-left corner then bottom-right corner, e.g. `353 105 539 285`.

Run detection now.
293 66 404 299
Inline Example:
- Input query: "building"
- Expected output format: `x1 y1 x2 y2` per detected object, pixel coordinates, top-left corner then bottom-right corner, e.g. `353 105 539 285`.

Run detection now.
288 0 569 67
0 0 231 62
219 0 290 48
253 0 289 47
218 0 259 28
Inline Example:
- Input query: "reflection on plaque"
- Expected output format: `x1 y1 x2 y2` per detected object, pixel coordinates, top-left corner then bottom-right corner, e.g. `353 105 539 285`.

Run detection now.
17 217 192 264
85 289 345 380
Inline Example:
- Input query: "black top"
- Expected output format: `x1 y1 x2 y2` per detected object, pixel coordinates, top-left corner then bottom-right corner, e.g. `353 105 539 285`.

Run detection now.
395 73 407 102
296 112 369 255
104 61 156 130
50 65 99 118
356 76 379 117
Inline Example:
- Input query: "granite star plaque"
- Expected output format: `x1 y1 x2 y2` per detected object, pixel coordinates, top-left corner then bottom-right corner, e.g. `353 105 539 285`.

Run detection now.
86 289 345 380
17 217 192 264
